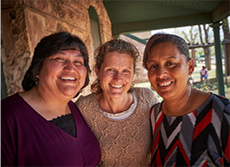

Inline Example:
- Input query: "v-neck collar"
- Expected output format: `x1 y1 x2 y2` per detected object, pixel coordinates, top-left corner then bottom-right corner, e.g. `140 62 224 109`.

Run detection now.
17 93 79 139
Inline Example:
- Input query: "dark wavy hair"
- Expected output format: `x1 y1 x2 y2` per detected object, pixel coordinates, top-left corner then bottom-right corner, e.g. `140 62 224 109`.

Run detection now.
22 32 91 93
91 39 139 94
143 33 190 69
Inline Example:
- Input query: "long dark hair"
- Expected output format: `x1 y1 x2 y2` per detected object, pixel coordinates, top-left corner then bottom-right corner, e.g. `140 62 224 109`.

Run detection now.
22 31 91 91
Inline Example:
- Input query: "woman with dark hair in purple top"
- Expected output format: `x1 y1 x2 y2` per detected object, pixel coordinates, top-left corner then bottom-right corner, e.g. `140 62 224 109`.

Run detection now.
1 32 101 166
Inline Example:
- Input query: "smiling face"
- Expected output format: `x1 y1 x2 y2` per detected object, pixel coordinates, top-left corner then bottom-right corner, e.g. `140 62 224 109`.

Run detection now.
96 51 134 99
37 49 87 100
147 42 194 100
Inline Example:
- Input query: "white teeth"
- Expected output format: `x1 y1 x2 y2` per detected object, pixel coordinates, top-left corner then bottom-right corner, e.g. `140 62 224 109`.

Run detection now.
60 77 76 81
111 84 123 88
159 82 171 87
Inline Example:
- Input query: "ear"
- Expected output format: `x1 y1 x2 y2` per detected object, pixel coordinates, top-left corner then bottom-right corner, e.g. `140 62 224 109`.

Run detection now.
188 58 194 75
36 73 40 79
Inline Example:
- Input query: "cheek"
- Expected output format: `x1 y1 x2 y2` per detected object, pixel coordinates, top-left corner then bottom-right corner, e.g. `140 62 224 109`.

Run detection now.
147 71 155 80
174 63 188 72
124 74 133 81
38 66 54 79
172 66 188 77
101 72 112 80
41 62 61 76
78 66 87 78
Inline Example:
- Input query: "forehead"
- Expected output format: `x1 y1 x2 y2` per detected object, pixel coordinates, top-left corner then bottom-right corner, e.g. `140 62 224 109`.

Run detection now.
104 52 133 61
149 42 179 55
56 49 83 56
151 41 175 49
148 42 188 62
102 52 133 66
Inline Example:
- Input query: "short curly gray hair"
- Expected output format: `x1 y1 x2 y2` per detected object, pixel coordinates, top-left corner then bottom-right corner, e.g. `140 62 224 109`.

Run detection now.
91 39 139 94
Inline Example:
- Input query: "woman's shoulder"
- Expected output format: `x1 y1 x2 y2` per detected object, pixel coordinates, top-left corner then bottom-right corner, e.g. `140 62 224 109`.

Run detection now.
2 93 24 112
196 90 229 106
211 93 230 113
76 93 95 101
1 93 31 120
133 87 159 103
75 93 96 108
212 93 230 103
133 87 153 95
75 93 98 120
195 90 230 115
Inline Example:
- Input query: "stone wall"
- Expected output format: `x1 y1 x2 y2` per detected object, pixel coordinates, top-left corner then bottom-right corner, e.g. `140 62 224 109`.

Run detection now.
1 0 112 96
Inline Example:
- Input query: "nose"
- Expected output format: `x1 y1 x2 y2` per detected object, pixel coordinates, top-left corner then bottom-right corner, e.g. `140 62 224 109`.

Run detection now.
113 71 122 80
156 66 167 79
64 61 75 72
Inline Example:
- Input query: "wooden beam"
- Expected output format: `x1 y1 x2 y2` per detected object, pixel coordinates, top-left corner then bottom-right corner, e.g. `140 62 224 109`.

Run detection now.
112 13 212 35
188 43 214 49
212 0 230 23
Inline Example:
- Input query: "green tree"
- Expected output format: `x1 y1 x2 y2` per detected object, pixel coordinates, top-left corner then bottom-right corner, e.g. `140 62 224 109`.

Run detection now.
181 26 199 67
198 24 212 70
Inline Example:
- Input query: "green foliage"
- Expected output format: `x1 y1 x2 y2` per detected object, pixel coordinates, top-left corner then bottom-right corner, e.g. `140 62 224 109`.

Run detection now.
181 26 199 44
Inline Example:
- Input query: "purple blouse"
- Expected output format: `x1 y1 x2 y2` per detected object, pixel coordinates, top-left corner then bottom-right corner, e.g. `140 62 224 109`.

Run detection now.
1 93 101 166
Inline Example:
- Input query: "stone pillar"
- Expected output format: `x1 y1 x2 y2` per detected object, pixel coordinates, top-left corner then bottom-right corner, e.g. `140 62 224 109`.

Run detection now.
1 1 31 95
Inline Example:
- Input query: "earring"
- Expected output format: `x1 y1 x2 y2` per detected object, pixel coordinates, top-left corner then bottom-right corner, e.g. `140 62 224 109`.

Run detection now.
35 78 38 87
187 76 194 86
130 82 134 88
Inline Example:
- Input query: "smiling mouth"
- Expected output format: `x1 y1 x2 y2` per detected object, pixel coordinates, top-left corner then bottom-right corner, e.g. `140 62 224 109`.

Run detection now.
110 84 123 88
60 77 76 81
158 81 172 87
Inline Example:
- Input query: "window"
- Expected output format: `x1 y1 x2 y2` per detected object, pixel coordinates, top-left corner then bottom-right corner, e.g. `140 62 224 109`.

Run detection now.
88 6 101 52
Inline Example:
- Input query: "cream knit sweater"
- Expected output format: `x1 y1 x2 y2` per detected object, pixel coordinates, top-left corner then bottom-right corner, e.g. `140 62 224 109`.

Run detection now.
76 87 158 166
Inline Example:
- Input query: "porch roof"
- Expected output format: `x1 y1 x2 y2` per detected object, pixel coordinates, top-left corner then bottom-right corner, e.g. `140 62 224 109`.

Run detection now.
103 0 229 35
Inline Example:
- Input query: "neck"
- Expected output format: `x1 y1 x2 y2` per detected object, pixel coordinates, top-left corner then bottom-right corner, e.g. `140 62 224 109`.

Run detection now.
162 87 194 116
97 92 133 114
19 86 71 120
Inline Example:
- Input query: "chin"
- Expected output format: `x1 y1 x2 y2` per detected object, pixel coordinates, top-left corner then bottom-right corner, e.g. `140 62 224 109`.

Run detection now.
161 94 174 100
62 86 82 94
61 90 80 99
110 92 123 98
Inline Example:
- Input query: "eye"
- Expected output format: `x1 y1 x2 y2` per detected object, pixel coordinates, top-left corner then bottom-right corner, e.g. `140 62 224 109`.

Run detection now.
73 56 84 65
166 62 175 66
123 69 131 73
74 60 84 65
108 68 115 72
54 57 65 62
148 64 157 70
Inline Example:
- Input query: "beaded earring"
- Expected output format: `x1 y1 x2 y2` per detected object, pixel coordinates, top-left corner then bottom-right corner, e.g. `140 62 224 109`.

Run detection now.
35 78 38 87
187 76 194 86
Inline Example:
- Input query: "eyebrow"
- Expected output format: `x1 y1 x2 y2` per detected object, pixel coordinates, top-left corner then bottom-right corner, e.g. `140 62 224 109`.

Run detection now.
165 56 178 60
58 50 83 57
148 56 177 61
